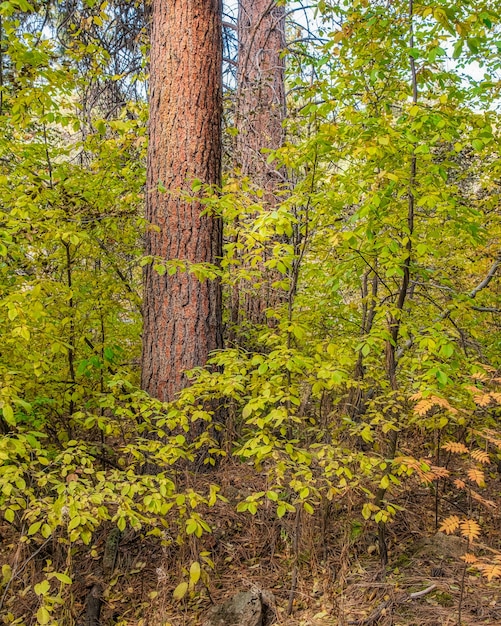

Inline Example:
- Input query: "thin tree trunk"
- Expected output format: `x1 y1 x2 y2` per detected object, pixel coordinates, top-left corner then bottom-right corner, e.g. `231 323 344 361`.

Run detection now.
232 0 286 329
236 0 286 188
142 0 223 402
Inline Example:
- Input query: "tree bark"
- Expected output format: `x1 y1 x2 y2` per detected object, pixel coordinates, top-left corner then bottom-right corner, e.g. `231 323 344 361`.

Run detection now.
142 0 223 402
232 0 287 329
236 0 286 187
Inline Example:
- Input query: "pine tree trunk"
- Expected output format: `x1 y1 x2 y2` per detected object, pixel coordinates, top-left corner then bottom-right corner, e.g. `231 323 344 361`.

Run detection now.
142 0 223 402
232 0 287 328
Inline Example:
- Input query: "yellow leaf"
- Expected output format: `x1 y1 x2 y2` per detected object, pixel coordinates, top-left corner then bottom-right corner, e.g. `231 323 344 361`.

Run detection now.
173 581 188 600
189 561 201 585
36 607 50 625
2 564 12 584
2 404 14 425
34 580 50 596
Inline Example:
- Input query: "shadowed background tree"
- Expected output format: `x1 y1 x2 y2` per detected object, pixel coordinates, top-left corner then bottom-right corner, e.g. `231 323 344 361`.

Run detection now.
231 0 287 330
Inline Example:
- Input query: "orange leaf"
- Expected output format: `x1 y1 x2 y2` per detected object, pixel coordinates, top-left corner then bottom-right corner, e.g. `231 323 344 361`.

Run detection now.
474 393 492 407
439 515 460 535
461 553 478 564
414 399 435 416
467 468 486 488
470 490 496 508
431 465 450 478
490 392 501 404
442 441 469 454
460 519 481 542
414 395 457 416
477 564 501 581
471 372 488 381
470 449 490 464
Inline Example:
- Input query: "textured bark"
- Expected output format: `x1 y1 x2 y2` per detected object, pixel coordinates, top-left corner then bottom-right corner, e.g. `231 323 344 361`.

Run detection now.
236 0 285 186
142 0 223 402
232 0 287 328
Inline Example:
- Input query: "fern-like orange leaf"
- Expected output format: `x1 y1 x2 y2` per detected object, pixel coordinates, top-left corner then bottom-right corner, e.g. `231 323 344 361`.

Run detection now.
461 553 478 564
483 430 501 449
470 490 496 508
467 468 486 487
474 393 493 407
431 465 450 478
414 398 435 416
477 564 501 581
471 372 488 381
460 519 481 542
439 515 460 535
470 449 490 464
442 441 469 454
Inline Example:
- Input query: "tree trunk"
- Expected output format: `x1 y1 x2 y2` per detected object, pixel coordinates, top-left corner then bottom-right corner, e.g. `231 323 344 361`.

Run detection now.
236 0 286 187
232 0 287 329
142 0 223 402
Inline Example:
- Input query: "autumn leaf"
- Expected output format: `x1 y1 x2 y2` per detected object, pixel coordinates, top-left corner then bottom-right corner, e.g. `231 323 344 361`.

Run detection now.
470 449 490 464
460 519 481 542
477 564 501 581
470 490 496 509
173 582 188 600
467 468 486 487
471 372 488 381
474 393 493 407
442 441 469 454
439 515 460 535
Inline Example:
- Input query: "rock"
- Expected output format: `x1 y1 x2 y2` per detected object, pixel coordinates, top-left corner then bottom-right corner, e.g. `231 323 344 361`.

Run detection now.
413 531 466 559
202 590 263 626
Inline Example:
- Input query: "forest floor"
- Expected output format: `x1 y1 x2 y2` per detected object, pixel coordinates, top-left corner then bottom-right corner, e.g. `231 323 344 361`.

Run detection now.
1 459 500 625
140 461 501 626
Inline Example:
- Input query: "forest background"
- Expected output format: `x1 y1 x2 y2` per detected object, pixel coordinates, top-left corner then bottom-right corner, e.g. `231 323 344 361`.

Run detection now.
1 0 501 624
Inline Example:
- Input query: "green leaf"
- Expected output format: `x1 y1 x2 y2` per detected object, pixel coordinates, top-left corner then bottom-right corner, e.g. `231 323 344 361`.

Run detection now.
436 370 448 386
53 573 72 585
28 521 42 536
186 518 198 535
2 404 15 425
